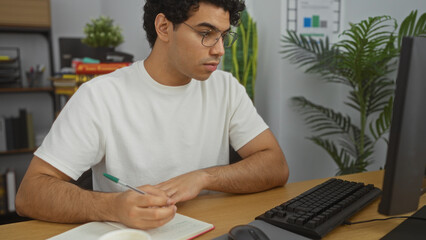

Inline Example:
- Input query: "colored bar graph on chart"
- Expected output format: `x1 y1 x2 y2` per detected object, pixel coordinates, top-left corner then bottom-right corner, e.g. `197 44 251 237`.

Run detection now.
312 15 319 27
303 15 327 28
304 17 311 27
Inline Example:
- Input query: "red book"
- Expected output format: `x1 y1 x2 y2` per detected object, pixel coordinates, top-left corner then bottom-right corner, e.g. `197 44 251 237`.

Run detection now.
75 62 131 75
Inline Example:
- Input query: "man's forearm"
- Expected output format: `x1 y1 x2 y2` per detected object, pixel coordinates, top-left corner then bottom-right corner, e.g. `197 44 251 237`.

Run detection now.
155 130 289 203
16 174 116 223
203 148 288 193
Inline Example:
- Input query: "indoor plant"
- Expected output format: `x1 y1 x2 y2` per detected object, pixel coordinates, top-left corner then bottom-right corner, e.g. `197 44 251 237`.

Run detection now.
223 9 258 100
82 16 124 48
82 16 124 61
281 11 426 175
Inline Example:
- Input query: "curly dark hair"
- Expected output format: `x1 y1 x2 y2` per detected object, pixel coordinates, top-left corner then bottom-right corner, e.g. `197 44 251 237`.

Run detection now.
143 0 246 48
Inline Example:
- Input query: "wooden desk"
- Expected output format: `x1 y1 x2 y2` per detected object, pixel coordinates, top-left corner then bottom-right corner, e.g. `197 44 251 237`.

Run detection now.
0 170 424 239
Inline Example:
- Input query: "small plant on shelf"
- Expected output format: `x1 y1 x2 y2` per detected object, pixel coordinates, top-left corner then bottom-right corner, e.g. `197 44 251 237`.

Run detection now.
82 16 124 48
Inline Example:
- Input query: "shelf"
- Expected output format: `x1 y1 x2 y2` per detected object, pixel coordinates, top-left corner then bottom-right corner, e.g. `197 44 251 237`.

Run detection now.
0 26 50 33
0 87 53 93
0 148 36 155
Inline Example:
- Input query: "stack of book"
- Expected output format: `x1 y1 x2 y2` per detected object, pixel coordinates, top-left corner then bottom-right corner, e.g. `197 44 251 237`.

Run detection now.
0 109 35 152
50 74 79 96
51 62 131 96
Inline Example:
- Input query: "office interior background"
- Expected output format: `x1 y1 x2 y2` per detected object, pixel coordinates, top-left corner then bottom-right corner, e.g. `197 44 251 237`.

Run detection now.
0 0 425 186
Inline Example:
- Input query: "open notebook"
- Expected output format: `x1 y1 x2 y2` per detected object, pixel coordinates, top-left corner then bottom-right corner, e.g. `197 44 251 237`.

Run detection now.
48 213 215 240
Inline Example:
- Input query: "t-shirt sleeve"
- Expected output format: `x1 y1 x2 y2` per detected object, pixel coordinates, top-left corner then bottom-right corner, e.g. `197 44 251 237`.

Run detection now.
228 75 269 151
34 82 106 180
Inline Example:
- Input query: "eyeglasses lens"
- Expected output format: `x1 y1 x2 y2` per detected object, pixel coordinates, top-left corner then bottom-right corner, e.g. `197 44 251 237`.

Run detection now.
202 32 237 48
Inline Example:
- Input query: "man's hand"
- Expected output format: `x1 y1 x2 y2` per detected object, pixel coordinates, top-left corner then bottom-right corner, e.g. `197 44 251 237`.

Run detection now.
155 170 212 204
15 156 177 230
113 185 177 229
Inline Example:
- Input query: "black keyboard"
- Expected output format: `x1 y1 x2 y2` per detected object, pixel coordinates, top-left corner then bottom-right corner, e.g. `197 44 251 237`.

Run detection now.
255 178 382 239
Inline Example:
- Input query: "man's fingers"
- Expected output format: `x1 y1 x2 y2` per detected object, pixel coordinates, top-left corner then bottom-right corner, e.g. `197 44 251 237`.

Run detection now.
164 187 178 198
139 205 177 220
132 192 170 208
126 205 177 230
136 208 177 229
139 185 169 198
154 181 180 198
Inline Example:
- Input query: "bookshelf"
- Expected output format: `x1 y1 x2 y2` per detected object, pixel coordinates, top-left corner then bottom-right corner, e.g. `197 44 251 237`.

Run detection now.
0 92 54 222
0 0 54 222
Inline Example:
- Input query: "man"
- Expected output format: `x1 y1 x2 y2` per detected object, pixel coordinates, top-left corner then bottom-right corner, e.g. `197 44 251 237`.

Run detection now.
16 0 289 230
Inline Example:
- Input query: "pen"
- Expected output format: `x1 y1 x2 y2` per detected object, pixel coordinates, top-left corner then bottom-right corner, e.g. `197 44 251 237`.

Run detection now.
103 173 147 195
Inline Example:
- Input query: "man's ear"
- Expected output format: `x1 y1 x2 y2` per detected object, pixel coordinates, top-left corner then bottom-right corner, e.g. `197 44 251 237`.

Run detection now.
155 13 172 43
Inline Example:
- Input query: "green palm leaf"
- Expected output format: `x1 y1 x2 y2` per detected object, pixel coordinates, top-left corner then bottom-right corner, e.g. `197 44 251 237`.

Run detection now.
336 16 398 115
309 137 370 175
370 97 393 143
292 97 352 137
281 31 340 77
309 137 349 173
398 10 426 47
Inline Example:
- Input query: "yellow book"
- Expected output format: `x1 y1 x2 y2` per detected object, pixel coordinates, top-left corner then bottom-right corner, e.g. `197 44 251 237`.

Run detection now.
62 74 77 79
54 87 78 96
0 56 11 61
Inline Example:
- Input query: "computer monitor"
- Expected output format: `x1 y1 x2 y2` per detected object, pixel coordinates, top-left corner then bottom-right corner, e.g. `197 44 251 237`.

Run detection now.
378 36 426 216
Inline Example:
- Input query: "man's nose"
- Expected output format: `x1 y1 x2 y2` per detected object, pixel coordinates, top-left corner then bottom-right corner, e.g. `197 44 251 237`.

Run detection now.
210 38 225 57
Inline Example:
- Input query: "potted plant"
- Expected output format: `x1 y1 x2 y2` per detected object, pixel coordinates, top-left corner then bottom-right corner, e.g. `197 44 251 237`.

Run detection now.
281 11 426 175
82 16 124 61
223 9 258 101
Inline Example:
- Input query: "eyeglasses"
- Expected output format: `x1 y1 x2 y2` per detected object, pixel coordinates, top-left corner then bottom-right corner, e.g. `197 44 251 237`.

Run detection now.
182 22 238 48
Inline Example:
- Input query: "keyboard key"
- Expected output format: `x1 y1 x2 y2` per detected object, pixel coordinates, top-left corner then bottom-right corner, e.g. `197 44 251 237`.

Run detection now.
264 211 274 218
287 216 297 224
306 220 318 228
295 217 307 225
276 210 286 217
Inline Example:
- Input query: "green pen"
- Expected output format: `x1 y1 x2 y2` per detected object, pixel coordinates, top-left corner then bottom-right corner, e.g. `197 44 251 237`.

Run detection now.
103 173 147 195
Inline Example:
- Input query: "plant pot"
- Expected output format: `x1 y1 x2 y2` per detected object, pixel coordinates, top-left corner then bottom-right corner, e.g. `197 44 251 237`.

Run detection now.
90 47 115 62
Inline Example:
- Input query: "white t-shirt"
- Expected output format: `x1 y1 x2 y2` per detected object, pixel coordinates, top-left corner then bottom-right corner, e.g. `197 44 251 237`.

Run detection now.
35 61 268 192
